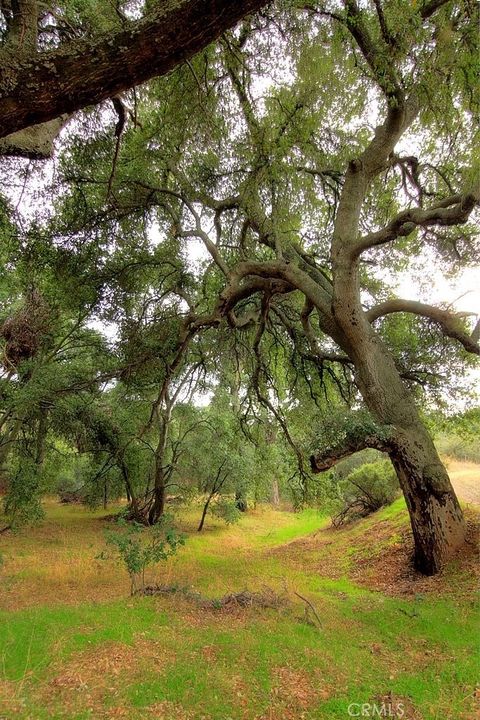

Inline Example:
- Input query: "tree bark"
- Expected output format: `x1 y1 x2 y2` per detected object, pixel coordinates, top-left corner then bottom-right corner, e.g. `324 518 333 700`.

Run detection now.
148 404 173 525
121 461 140 520
341 323 465 574
388 429 465 575
0 0 269 140
197 493 214 531
148 456 166 525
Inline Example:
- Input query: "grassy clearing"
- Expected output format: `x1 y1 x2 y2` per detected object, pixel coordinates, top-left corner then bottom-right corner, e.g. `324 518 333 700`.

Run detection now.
0 498 478 720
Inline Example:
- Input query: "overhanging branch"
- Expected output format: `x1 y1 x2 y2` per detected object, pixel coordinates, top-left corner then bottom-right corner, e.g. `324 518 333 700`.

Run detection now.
367 299 480 355
0 0 269 141
310 431 393 473
0 114 71 159
356 190 479 254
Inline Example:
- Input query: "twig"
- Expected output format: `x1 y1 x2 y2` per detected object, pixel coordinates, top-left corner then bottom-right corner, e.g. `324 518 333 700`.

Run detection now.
294 591 322 629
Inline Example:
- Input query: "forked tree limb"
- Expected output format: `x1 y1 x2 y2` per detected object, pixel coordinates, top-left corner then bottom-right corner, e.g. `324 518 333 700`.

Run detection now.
355 190 479 255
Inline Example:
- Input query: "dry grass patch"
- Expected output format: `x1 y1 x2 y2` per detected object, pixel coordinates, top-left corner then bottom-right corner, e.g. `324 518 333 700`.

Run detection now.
267 529 346 579
372 692 424 720
445 458 480 506
0 678 24 717
251 665 333 720
140 700 193 719
0 504 129 610
40 638 176 718
272 665 325 706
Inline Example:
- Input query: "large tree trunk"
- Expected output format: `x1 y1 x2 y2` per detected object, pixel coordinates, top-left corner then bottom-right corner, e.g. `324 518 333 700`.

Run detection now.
0 0 269 141
388 433 465 574
326 100 467 575
351 330 466 575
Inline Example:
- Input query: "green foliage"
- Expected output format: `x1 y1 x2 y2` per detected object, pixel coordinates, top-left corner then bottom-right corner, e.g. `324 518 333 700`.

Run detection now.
325 459 400 526
311 408 392 453
435 433 480 464
345 460 399 506
210 498 242 526
2 456 45 529
432 408 480 463
101 513 185 595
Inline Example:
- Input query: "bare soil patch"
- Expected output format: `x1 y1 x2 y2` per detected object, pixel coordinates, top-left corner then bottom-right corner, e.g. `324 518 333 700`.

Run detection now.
350 511 479 597
446 458 480 505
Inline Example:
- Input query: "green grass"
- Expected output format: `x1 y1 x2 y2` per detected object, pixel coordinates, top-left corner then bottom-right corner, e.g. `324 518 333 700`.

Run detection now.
0 500 478 719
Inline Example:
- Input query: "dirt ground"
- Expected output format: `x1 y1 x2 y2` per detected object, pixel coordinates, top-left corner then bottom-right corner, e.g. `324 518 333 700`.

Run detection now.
446 458 480 505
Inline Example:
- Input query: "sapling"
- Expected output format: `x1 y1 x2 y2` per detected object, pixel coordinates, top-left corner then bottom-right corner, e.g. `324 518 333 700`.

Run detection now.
100 513 184 595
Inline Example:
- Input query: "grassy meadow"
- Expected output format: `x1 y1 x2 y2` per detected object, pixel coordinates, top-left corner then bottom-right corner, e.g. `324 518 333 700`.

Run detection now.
0 492 478 720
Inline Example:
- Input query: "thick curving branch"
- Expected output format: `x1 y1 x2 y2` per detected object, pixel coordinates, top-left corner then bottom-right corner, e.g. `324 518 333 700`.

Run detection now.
356 190 480 255
342 0 403 104
366 299 480 355
310 431 393 473
0 0 269 141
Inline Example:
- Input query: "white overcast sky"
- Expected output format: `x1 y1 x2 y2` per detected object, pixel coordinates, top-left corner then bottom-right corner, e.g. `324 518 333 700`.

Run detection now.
396 266 480 317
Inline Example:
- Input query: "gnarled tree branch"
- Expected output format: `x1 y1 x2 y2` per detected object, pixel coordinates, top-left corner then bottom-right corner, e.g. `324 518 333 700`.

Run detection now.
310 430 393 473
356 190 479 255
367 299 480 355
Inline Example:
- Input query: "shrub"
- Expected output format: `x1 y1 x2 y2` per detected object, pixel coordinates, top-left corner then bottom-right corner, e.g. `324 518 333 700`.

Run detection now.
211 498 242 525
435 433 480 464
99 513 185 595
332 459 399 527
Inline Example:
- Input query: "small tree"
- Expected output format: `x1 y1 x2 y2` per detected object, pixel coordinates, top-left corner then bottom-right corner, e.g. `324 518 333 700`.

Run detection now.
196 459 243 532
102 513 184 595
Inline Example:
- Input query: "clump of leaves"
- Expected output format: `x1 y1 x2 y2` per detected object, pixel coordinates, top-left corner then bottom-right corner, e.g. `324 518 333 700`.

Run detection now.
0 289 53 371
2 457 45 529
100 513 185 595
